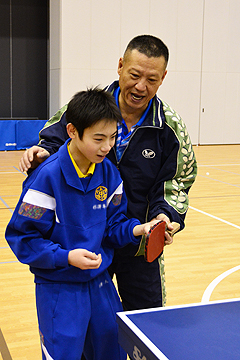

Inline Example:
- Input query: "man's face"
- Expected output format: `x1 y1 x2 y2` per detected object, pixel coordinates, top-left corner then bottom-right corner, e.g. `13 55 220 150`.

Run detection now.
118 49 167 115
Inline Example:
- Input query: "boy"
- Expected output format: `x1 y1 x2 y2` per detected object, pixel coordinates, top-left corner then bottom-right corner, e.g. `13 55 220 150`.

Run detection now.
5 88 158 360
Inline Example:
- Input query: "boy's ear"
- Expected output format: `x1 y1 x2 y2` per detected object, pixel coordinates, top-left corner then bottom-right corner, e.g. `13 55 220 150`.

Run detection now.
66 123 77 139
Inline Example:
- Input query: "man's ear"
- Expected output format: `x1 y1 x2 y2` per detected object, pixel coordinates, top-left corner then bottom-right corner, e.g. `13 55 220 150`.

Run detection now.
66 123 77 139
117 57 123 76
161 70 167 84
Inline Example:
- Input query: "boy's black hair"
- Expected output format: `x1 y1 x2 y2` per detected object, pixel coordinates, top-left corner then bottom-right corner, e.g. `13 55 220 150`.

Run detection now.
66 87 122 139
124 34 169 66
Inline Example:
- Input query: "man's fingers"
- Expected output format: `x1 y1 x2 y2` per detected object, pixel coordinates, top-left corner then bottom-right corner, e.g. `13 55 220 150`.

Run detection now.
164 231 173 245
19 154 31 172
19 146 50 172
37 149 50 160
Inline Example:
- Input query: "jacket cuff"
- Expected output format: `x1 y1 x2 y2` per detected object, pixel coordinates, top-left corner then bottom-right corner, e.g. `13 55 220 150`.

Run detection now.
54 248 69 268
130 219 142 245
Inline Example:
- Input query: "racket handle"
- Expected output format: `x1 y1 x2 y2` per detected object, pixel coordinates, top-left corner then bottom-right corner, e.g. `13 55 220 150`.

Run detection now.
167 222 180 237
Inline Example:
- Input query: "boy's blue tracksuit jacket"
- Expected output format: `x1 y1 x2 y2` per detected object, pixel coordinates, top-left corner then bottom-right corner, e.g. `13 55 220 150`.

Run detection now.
5 139 141 283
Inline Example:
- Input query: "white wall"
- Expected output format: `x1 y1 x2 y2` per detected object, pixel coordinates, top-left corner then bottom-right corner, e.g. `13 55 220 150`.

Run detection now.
49 0 240 145
200 0 240 144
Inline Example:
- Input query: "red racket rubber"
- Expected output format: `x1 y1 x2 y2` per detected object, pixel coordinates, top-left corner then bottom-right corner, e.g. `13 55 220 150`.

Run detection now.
144 221 180 262
144 221 166 263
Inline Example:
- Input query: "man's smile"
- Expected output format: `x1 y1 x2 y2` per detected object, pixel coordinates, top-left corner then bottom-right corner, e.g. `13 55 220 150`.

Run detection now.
131 93 145 101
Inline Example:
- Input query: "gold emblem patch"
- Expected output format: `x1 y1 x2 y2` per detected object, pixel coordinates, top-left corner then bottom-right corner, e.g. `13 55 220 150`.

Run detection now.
95 186 108 201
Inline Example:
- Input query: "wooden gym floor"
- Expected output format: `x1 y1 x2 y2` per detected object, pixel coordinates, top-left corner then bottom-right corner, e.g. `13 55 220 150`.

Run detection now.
0 145 240 359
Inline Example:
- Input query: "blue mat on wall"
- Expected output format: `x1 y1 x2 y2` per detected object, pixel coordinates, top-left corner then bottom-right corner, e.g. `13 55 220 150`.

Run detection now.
0 120 47 151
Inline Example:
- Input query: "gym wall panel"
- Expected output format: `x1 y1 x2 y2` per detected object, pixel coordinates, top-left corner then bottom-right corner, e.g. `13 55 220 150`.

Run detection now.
120 0 150 51
11 1 48 119
149 0 178 72
150 0 204 145
199 0 240 144
0 0 48 121
201 0 229 73
49 0 240 145
167 71 201 145
199 72 226 144
61 68 91 105
0 1 11 118
224 73 240 145
61 0 91 70
90 69 120 92
91 0 122 70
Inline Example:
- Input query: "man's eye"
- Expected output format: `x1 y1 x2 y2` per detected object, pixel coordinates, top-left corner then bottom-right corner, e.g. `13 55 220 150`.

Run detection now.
131 73 138 78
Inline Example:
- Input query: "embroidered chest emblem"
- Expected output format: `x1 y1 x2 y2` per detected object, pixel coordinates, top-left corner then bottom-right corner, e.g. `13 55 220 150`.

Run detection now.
95 186 108 201
142 149 156 159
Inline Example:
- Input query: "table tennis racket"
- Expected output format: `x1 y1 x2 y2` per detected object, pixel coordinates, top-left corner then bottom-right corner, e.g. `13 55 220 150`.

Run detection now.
144 221 180 263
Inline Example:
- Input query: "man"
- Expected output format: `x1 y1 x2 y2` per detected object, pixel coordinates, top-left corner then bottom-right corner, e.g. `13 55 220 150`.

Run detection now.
19 35 197 311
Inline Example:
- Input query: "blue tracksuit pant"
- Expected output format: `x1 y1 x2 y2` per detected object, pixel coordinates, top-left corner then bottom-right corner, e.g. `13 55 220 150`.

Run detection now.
36 271 126 360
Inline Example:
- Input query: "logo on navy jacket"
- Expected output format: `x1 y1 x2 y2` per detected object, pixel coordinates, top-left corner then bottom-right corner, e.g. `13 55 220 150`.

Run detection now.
142 149 156 159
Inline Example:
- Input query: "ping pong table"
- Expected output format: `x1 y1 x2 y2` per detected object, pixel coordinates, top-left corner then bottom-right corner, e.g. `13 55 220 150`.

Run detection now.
117 298 240 360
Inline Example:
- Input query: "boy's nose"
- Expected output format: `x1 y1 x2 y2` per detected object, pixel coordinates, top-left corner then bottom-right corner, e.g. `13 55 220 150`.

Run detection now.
101 142 112 153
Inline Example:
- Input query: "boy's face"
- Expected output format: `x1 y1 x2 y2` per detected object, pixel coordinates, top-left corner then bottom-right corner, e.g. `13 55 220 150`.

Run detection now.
68 119 117 166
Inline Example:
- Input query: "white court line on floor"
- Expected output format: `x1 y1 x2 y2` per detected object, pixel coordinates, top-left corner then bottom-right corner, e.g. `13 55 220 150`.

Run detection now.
189 206 240 230
201 265 240 303
197 175 240 188
204 167 240 175
198 164 240 167
0 168 26 175
0 172 23 174
190 206 240 302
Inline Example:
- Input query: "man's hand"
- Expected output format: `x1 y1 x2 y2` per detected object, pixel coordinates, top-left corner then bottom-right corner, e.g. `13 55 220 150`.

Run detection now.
19 146 50 172
68 249 102 270
154 213 174 245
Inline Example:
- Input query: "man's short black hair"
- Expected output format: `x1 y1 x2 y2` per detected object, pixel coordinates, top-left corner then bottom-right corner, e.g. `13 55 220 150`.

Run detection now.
124 34 169 65
66 87 121 139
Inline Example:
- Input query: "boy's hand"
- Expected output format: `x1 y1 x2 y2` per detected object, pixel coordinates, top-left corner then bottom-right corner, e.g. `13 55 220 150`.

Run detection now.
68 249 102 270
133 220 160 237
19 146 50 172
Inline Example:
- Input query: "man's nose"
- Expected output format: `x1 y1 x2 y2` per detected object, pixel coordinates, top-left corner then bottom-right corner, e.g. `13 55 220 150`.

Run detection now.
135 78 146 91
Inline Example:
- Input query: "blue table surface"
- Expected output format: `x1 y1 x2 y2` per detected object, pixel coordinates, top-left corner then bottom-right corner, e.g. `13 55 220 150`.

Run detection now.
117 299 240 360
